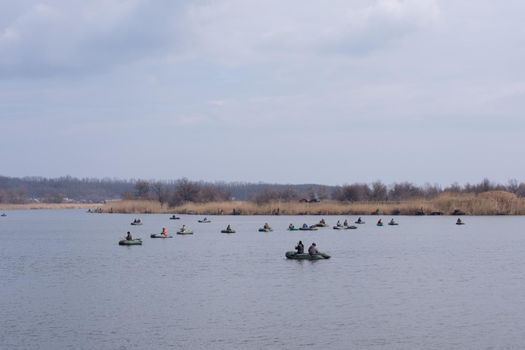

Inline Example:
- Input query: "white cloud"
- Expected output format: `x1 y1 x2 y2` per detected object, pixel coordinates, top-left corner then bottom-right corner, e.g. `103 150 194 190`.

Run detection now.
184 0 440 63
0 0 182 77
0 0 440 77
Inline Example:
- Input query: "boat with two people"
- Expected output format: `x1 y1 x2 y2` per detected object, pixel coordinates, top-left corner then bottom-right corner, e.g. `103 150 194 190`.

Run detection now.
131 218 142 226
286 242 330 260
333 219 358 230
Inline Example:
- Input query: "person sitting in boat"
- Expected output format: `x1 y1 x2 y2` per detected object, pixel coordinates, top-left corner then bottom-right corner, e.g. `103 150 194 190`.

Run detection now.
377 219 382 225
289 223 295 230
161 227 168 237
308 243 319 256
336 220 341 227
302 223 308 229
126 231 133 240
203 217 208 221
295 241 304 254
226 224 232 231
181 224 187 232
343 219 348 227
389 219 395 225
320 218 326 225
357 217 362 223
263 223 270 229
457 218 463 224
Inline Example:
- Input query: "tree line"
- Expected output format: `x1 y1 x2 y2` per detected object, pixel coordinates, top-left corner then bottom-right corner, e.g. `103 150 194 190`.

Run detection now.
1 175 525 205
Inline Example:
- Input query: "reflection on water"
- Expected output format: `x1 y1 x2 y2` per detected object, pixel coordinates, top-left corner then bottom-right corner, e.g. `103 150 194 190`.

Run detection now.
1 210 525 349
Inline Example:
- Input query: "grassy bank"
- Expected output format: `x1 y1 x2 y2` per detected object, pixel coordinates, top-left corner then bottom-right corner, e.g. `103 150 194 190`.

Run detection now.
0 203 101 210
98 191 525 215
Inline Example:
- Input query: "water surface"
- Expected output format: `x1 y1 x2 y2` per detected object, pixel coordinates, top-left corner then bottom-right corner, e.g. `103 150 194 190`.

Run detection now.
1 210 525 349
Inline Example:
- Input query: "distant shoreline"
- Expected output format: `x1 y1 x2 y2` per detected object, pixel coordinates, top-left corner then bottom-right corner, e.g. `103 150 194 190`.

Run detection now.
95 192 525 216
0 203 100 210
2 191 523 216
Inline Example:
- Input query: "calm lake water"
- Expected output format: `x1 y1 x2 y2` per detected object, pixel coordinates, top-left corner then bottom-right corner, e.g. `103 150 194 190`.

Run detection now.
1 210 525 349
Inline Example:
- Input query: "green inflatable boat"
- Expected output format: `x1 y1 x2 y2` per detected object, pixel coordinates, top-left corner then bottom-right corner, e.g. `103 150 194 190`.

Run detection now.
258 227 273 232
119 239 142 246
177 230 194 235
221 229 236 234
150 234 173 238
285 251 330 260
299 226 318 231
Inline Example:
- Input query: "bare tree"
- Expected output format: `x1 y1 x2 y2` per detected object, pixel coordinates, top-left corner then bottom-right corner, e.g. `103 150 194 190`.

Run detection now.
134 180 150 199
370 181 387 201
152 182 170 207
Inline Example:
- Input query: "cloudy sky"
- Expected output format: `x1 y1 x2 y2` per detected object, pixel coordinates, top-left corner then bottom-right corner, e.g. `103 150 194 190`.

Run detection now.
1 0 524 185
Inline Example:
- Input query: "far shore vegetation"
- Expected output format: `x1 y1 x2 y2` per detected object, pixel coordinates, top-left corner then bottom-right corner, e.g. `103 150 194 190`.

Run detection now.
100 191 525 216
2 175 525 215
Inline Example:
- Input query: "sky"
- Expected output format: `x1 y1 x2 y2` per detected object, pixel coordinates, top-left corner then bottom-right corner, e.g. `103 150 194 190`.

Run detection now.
1 0 524 185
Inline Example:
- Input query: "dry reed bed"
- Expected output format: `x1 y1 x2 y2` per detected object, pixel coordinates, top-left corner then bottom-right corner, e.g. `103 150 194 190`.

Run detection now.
100 191 525 215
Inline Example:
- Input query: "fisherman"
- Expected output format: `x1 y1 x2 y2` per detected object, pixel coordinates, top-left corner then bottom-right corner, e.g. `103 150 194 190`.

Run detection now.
263 222 270 229
161 227 168 236
126 231 133 240
295 241 304 254
289 223 295 230
377 219 383 225
336 220 342 227
343 219 348 227
181 224 187 232
356 217 362 223
308 243 319 256
226 224 232 231
302 223 308 229
456 218 463 224
389 219 395 225
320 218 326 225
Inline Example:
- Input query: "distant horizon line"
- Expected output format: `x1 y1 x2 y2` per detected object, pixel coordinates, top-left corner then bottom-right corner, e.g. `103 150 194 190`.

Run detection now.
1 174 523 189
